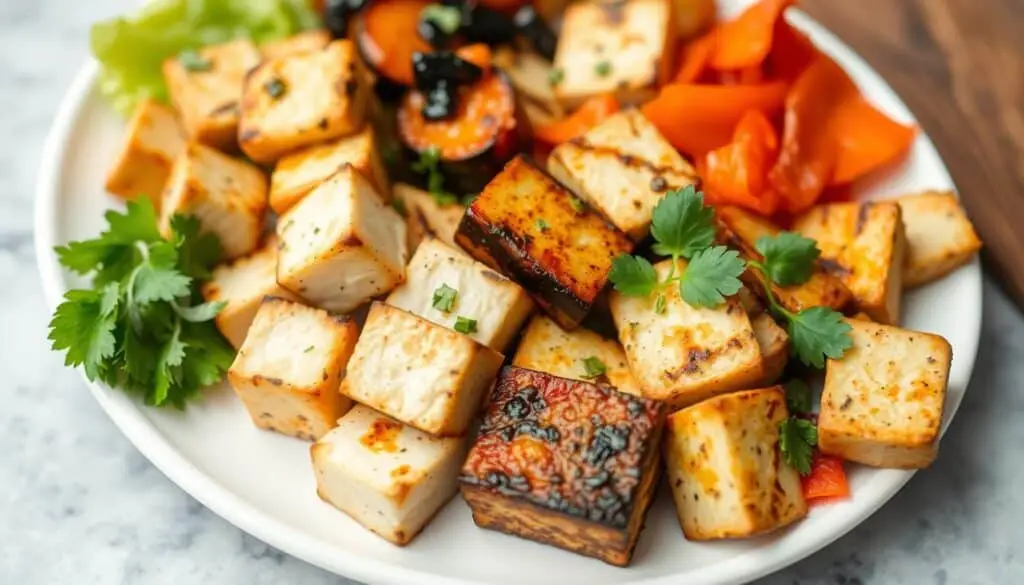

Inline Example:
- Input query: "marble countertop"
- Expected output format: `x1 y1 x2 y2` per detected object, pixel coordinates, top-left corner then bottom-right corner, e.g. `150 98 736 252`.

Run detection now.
2 1 1023 584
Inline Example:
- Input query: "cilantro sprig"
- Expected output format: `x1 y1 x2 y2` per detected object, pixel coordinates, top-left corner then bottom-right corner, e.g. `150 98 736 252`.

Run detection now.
411 147 459 206
779 417 817 475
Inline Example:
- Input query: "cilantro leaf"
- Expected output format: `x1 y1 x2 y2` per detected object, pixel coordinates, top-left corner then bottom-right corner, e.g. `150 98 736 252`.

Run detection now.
784 379 813 414
47 284 120 381
153 321 187 406
787 307 854 368
579 356 607 380
755 232 820 287
779 417 817 475
454 316 477 334
170 215 222 280
133 264 192 305
679 246 745 308
432 284 458 313
412 147 458 206
173 300 227 323
608 255 658 297
650 186 716 258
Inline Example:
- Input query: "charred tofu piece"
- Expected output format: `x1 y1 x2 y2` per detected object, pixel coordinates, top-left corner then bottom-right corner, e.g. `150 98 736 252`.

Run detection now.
751 314 788 386
553 0 675 108
395 183 465 254
163 39 261 150
610 259 764 410
260 29 332 60
159 143 268 260
312 404 465 545
512 315 642 396
341 302 504 436
227 297 359 440
664 387 807 540
276 165 407 313
818 320 952 469
105 98 186 208
386 237 534 352
456 156 634 330
547 109 699 241
795 202 907 324
896 190 982 288
493 48 565 128
461 366 665 566
239 40 368 163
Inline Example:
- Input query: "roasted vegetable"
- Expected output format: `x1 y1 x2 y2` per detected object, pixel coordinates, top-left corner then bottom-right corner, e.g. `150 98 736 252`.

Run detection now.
513 5 557 60
355 0 433 90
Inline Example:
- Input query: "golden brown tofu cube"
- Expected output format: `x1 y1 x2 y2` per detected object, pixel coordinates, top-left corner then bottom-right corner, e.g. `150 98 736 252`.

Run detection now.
395 183 465 254
896 190 982 288
751 313 788 386
105 98 186 208
461 366 666 566
260 29 332 60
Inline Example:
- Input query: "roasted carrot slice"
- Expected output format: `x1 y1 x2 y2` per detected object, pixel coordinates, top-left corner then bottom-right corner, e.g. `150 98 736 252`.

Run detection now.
357 0 433 86
709 0 795 70
802 453 850 503
831 96 916 184
703 110 780 215
534 94 620 145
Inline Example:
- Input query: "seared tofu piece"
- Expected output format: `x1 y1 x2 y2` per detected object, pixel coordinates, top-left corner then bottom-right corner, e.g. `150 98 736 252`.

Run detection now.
163 39 261 150
341 302 504 436
386 237 534 352
227 297 358 440
311 404 464 545
239 40 367 163
610 258 764 410
456 156 634 330
664 387 807 540
896 190 982 288
105 98 186 207
553 0 675 108
276 165 407 313
547 109 699 241
461 366 665 566
795 202 907 324
819 320 952 469
493 48 565 127
395 183 465 254
159 143 268 260
260 29 332 60
751 314 788 386
512 315 642 396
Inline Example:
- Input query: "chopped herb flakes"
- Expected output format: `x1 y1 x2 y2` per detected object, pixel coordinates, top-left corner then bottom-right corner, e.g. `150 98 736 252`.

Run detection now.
178 50 212 73
580 356 607 380
432 284 458 313
454 316 477 334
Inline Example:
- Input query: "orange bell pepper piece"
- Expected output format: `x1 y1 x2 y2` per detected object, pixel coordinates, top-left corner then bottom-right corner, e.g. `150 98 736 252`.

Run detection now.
703 110 781 215
768 19 818 83
802 453 850 503
674 29 717 83
534 94 620 145
710 0 795 70
831 97 916 184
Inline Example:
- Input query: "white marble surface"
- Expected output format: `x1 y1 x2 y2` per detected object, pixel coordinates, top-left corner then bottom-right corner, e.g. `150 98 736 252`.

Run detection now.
2 1 1023 584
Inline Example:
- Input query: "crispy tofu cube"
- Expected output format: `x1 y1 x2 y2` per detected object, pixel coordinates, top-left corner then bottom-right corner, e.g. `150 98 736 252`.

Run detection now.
163 39 261 150
385 237 534 352
276 165 407 312
159 143 268 260
547 109 699 241
553 0 675 108
461 366 665 566
610 258 764 410
341 302 504 436
456 156 634 330
105 98 186 207
311 404 464 545
795 202 907 324
260 29 332 60
395 183 465 254
239 40 367 163
493 48 565 126
512 315 642 396
227 297 359 440
664 386 807 540
818 320 952 469
896 190 982 288
270 127 389 214
751 314 788 386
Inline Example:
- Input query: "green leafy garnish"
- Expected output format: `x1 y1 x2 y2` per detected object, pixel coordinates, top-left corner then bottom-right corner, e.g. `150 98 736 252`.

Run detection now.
594 61 612 77
580 356 607 380
779 417 817 475
454 316 478 334
568 195 586 214
679 246 745 308
421 4 462 34
650 185 716 258
432 284 458 313
535 218 550 232
755 233 821 287
411 147 459 206
608 255 657 297
786 307 854 369
784 380 812 415
178 50 212 72
548 68 565 86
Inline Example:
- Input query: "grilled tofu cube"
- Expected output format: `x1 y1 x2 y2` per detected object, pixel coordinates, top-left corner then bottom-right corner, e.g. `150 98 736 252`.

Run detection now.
227 297 359 440
461 366 665 566
456 156 634 330
386 238 534 352
751 314 788 386
818 320 952 469
795 202 907 324
341 302 504 436
311 404 464 545
395 183 465 254
276 165 407 312
547 109 699 241
664 386 808 540
512 315 642 396
163 39 261 150
104 98 186 207
159 143 268 260
896 190 982 288
553 0 675 108
260 29 332 60
239 40 368 163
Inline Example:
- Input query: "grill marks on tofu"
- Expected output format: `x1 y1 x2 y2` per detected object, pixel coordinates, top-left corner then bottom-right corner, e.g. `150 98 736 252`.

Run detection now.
395 183 466 254
105 98 186 208
896 190 982 288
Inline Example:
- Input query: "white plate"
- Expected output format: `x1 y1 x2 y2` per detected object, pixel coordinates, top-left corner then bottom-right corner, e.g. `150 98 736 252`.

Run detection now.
35 4 981 585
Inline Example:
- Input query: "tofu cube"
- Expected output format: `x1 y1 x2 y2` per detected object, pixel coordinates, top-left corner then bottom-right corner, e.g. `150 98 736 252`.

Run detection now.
260 29 332 60
386 237 534 352
227 297 359 440
461 366 665 566
163 39 261 149
819 320 952 469
512 314 642 396
795 202 907 324
311 404 464 545
276 165 407 313
160 143 268 260
751 313 788 386
610 258 764 410
104 98 186 207
395 183 465 254
664 386 808 540
456 156 634 330
341 302 504 436
896 190 982 288
547 109 699 241
553 0 675 108
270 126 389 214
239 40 367 163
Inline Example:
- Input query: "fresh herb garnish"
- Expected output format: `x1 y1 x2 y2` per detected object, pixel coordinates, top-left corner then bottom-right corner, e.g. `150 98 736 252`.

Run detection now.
535 218 550 232
548 67 565 86
568 195 586 214
411 146 458 206
755 233 820 286
432 284 458 313
421 4 462 35
784 379 812 414
391 198 408 217
454 316 477 334
779 417 817 475
595 60 612 77
178 50 212 73
264 77 287 99
579 356 607 380
304 345 315 353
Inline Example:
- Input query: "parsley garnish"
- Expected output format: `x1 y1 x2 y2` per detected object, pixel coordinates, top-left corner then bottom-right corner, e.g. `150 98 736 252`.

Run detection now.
755 233 820 286
432 284 458 313
779 417 817 475
579 356 607 380
178 50 212 73
535 218 550 232
421 4 462 35
454 316 477 334
568 195 586 214
595 60 612 77
304 345 315 353
784 379 812 414
411 147 458 206
548 68 565 86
